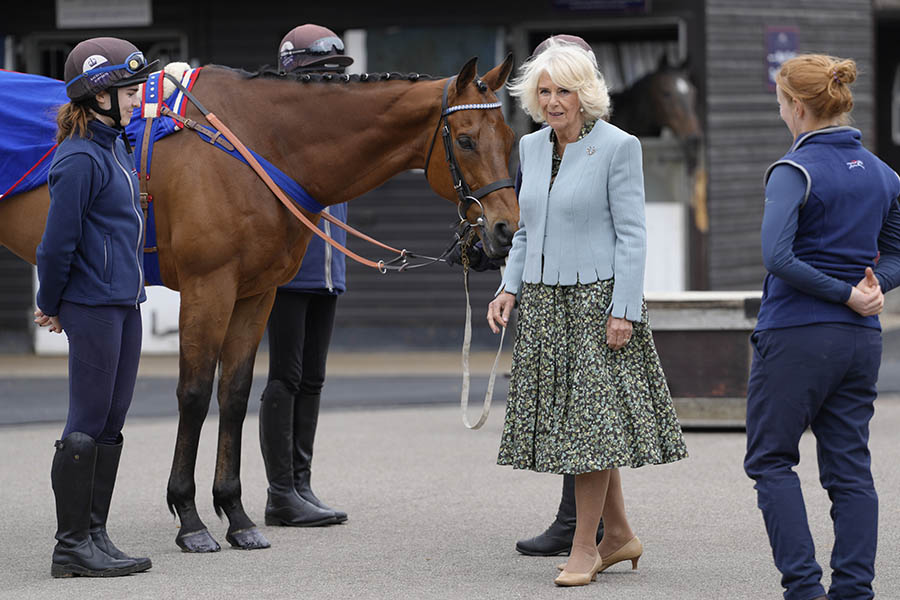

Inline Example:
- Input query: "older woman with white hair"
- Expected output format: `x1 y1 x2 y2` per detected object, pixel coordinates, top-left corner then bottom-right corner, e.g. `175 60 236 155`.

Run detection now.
487 38 688 587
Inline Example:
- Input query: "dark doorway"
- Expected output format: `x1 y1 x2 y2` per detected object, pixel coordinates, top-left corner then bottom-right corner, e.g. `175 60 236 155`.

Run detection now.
875 16 900 171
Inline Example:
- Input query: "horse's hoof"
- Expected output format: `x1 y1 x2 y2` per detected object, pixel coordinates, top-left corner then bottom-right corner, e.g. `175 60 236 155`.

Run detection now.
176 528 221 553
226 527 270 550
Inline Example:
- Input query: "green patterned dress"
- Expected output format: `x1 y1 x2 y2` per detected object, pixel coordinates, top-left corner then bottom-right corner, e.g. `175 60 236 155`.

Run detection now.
497 121 688 475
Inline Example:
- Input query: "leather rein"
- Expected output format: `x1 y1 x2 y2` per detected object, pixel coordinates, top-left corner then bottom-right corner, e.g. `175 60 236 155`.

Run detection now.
157 72 513 273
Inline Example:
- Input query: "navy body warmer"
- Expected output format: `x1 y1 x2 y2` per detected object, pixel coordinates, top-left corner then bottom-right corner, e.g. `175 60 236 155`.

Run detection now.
756 127 900 331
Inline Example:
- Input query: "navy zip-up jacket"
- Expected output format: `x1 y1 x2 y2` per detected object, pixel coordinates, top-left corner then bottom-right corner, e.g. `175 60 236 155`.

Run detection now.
279 203 347 294
756 126 900 331
37 119 146 316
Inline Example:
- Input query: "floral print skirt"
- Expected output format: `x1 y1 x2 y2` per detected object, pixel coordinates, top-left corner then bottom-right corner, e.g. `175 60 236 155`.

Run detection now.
497 279 688 474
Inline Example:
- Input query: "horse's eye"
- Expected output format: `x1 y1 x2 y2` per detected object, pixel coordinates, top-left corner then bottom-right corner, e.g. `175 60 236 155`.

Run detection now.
457 135 476 151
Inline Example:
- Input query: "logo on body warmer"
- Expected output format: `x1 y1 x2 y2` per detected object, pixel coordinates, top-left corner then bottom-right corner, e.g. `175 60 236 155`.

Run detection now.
846 159 865 170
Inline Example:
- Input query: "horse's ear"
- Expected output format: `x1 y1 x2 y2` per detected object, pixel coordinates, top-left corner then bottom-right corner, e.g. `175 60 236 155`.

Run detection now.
455 57 478 95
482 53 514 91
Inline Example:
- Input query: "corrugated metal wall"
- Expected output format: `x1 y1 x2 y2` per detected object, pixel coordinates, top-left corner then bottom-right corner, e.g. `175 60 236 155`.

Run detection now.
332 172 506 350
2 1 702 351
0 250 31 350
704 0 874 290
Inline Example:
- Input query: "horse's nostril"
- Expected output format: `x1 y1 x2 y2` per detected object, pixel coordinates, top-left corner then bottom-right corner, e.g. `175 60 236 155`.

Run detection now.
493 221 513 248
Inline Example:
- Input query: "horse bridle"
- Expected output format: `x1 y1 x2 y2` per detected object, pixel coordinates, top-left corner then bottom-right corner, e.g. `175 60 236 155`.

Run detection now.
424 76 515 227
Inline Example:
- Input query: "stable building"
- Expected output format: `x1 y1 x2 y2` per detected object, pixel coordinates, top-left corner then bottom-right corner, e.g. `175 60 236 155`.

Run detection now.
0 0 891 352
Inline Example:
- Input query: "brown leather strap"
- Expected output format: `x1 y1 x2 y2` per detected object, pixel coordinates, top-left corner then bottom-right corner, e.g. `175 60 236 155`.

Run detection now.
160 106 235 151
203 112 392 271
139 116 158 254
318 211 401 254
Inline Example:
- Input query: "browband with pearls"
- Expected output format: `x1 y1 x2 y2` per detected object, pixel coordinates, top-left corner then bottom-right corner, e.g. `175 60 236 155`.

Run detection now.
443 101 502 116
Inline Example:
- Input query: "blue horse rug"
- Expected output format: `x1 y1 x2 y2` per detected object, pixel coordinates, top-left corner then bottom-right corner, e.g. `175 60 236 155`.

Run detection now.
0 70 69 200
1 66 325 286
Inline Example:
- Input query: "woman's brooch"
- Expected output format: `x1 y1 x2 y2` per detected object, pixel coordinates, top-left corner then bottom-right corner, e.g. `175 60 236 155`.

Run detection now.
586 145 596 156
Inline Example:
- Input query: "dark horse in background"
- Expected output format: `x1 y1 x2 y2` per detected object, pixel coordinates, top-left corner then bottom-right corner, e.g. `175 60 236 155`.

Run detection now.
0 56 518 552
609 55 709 258
610 55 703 174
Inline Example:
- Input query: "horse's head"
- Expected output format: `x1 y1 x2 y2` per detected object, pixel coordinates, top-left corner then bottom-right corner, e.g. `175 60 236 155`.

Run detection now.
647 57 703 171
424 56 518 259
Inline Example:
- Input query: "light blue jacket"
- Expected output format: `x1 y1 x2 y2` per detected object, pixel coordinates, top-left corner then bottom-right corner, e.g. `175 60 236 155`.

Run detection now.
500 119 647 320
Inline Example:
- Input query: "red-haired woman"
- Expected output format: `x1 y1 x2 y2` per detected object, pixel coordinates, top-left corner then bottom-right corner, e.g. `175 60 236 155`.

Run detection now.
744 54 900 600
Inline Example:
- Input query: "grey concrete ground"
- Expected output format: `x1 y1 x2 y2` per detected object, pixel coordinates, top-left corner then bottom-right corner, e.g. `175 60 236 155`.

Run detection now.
2 325 900 600
1 392 900 599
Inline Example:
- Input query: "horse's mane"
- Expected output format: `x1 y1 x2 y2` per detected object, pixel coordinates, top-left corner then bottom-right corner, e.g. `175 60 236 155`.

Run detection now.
208 64 438 84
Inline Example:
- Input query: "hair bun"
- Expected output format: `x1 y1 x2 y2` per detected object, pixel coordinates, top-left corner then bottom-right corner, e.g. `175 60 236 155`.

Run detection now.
776 53 856 121
831 59 857 85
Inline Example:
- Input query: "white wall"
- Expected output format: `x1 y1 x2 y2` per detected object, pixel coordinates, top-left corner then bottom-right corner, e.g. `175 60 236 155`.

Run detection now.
33 268 181 355
645 202 686 292
642 136 690 292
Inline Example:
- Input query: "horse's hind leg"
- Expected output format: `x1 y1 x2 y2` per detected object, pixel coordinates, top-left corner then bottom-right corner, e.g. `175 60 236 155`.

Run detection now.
166 281 237 552
214 290 276 550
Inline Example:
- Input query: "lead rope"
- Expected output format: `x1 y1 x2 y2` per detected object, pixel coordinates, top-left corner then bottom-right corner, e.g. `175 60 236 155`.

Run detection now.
459 230 507 429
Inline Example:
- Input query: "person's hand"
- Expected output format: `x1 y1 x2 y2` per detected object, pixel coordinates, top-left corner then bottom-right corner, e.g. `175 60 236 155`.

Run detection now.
487 292 516 333
34 309 63 334
606 316 633 350
846 267 883 317
858 266 880 293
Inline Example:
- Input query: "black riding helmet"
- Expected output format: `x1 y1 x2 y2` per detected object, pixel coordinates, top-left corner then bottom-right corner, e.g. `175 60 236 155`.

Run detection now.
278 24 353 74
64 37 158 129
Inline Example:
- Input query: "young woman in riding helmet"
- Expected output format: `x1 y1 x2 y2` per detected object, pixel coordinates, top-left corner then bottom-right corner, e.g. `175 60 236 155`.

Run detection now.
34 36 157 578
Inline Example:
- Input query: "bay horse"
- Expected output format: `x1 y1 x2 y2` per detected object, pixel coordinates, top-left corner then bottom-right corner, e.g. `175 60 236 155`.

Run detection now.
0 56 518 552
609 55 702 173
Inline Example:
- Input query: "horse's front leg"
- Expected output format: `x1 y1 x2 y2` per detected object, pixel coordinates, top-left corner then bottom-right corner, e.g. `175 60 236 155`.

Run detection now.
166 280 237 552
214 290 276 550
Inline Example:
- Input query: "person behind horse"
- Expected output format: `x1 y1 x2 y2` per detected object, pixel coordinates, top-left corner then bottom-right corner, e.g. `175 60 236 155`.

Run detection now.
450 34 605 559
33 36 156 577
486 38 688 587
743 54 900 600
257 24 351 527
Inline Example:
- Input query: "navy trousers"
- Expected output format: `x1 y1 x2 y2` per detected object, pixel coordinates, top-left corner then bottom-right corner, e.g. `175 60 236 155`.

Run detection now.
58 301 142 445
744 323 881 600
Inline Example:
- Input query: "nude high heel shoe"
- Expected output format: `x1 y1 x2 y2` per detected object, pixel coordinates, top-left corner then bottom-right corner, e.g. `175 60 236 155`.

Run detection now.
596 536 642 573
557 535 643 572
553 553 604 587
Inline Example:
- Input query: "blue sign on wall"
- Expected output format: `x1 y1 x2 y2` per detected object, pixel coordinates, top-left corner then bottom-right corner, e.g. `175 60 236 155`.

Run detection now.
766 26 798 90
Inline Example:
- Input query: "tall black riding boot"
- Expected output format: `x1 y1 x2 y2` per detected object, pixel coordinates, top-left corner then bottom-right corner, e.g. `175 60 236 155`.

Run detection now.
259 381 338 526
91 435 152 572
50 432 140 578
292 390 348 523
515 474 605 556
